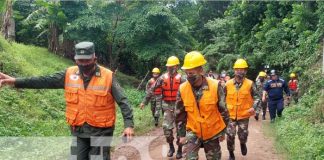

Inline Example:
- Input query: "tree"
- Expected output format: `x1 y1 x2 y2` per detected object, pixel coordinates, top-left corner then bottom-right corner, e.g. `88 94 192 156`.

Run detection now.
23 0 67 53
1 0 15 41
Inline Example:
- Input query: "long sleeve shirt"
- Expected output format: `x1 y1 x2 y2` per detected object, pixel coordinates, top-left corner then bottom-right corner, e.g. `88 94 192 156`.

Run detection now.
175 77 230 138
14 65 134 137
224 78 261 111
264 78 290 101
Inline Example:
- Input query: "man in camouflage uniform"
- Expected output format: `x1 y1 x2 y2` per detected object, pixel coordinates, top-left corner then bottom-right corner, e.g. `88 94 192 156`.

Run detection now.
142 56 186 159
225 59 260 160
0 42 134 160
176 51 229 160
140 67 161 126
255 71 268 120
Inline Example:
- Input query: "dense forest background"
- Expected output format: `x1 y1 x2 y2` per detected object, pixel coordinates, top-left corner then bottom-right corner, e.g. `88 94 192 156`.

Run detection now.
0 1 323 159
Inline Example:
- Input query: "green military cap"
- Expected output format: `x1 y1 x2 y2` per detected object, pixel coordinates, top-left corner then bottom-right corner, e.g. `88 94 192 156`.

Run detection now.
74 41 95 60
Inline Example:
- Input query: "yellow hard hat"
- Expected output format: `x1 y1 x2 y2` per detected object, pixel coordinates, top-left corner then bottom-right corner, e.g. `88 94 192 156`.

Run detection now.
181 51 207 70
258 71 267 77
166 56 180 67
152 68 160 73
290 73 296 78
233 59 248 69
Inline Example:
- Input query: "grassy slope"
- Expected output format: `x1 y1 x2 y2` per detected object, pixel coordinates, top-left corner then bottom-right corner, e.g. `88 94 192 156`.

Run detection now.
262 59 324 160
0 37 154 136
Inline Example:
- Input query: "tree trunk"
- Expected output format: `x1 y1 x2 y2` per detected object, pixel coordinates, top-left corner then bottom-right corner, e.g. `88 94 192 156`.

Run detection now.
48 23 59 54
59 39 75 59
1 0 15 41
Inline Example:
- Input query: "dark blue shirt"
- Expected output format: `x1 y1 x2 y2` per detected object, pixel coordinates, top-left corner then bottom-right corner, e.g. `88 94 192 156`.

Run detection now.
264 78 290 101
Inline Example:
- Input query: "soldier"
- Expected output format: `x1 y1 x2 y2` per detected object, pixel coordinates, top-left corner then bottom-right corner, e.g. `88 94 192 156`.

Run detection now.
140 67 162 126
141 56 186 159
263 70 290 123
206 70 216 79
0 41 134 160
255 71 268 120
288 73 299 105
225 59 260 160
176 51 229 160
219 73 227 89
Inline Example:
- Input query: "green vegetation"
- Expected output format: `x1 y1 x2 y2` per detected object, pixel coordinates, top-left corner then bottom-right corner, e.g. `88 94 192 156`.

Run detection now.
0 36 153 136
0 1 323 159
270 60 324 160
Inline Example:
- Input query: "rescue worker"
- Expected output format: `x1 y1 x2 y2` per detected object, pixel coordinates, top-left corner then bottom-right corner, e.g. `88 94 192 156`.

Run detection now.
0 41 134 160
141 56 186 159
255 71 268 120
176 51 230 160
263 70 290 123
288 73 299 105
219 73 227 89
206 70 216 79
140 67 162 126
225 59 260 160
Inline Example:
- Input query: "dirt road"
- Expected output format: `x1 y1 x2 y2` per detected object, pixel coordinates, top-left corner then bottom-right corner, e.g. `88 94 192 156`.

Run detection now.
112 116 281 160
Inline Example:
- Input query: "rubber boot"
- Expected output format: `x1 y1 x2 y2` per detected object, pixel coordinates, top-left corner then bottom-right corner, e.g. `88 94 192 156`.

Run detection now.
240 143 247 156
254 113 259 121
262 111 266 120
229 151 235 160
167 143 175 157
176 145 182 159
154 117 159 127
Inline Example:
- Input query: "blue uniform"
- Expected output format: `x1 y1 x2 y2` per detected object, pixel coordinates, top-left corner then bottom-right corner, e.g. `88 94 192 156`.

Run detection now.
264 78 290 120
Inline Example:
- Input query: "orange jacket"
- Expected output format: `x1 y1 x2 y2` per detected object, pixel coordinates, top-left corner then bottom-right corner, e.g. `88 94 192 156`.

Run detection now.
180 78 226 140
226 78 254 120
162 73 181 101
148 78 162 95
64 66 116 128
288 79 298 90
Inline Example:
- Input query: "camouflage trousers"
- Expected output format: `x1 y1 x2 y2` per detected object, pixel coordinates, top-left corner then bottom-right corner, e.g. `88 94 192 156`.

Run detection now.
226 118 249 151
183 131 222 160
150 99 160 118
162 101 179 144
256 99 268 116
289 90 299 104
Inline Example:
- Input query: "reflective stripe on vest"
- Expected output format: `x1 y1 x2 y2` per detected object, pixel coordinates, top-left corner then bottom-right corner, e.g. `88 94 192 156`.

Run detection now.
225 78 254 120
288 80 298 90
64 66 116 128
149 78 162 95
180 78 226 140
162 73 181 101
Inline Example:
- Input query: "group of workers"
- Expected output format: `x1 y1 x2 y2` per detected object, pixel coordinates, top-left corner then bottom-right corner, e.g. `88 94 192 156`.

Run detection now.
0 41 299 160
141 52 299 160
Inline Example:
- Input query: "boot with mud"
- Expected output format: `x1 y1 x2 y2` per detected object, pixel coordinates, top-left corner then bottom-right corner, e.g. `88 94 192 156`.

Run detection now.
176 145 182 159
167 143 175 157
240 143 247 156
154 117 159 127
254 113 259 121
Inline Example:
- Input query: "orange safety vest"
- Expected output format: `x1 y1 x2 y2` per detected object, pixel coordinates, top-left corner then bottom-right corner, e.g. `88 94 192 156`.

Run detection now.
288 79 298 90
180 78 226 140
162 73 181 101
148 78 162 95
64 66 116 128
226 78 254 120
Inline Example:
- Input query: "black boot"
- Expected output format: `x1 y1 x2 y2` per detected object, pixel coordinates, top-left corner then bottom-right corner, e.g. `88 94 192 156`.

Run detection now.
240 143 247 156
176 145 182 159
229 151 235 160
167 143 175 157
154 117 159 127
254 113 259 121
